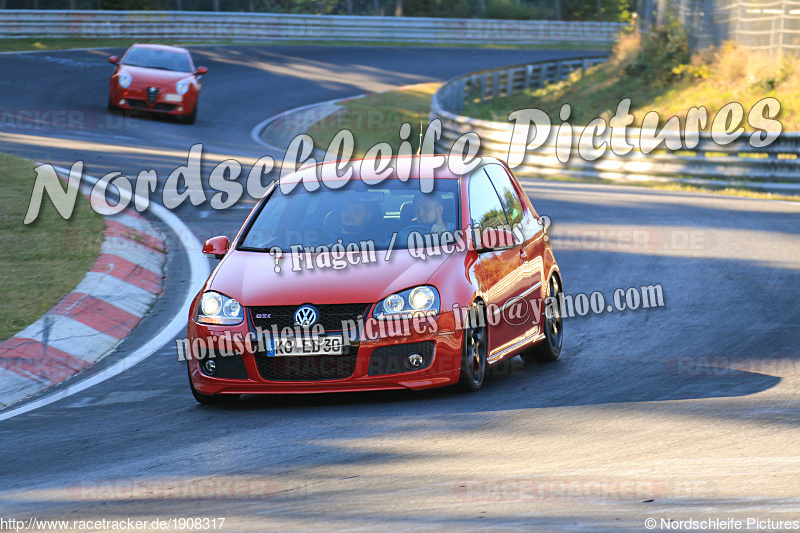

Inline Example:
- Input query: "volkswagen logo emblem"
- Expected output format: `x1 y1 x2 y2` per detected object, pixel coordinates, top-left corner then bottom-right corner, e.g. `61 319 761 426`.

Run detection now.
294 305 318 326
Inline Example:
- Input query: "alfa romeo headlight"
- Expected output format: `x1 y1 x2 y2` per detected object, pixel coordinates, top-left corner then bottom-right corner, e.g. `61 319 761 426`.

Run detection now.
374 285 440 318
176 78 190 95
118 72 132 88
198 291 244 325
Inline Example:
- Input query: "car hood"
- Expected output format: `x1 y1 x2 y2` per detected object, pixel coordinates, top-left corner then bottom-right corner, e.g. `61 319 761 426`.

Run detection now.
119 65 191 84
208 249 455 307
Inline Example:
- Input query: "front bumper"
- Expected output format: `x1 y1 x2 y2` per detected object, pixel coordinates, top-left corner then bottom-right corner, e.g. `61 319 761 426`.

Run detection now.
187 311 464 395
110 85 196 116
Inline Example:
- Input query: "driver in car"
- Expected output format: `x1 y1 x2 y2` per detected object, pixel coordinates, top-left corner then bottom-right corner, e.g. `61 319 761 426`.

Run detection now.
412 193 448 233
340 200 374 238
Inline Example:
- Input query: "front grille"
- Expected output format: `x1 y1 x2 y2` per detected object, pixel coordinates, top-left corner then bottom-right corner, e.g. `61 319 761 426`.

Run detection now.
249 303 369 381
250 303 370 333
368 341 435 376
253 348 358 381
126 99 148 109
153 103 177 111
146 87 159 105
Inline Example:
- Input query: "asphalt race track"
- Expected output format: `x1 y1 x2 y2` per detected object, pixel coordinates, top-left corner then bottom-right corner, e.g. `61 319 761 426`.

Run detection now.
1 45 799 531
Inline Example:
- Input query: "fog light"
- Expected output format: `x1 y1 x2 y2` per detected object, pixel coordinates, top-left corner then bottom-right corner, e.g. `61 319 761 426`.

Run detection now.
204 360 216 375
407 354 423 368
177 106 184 112
119 99 126 105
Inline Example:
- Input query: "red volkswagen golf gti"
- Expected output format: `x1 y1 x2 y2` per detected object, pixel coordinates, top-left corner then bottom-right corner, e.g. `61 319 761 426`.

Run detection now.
186 156 563 403
108 43 207 124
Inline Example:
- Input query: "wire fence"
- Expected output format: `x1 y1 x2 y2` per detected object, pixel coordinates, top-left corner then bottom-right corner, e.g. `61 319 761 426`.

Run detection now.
638 0 800 55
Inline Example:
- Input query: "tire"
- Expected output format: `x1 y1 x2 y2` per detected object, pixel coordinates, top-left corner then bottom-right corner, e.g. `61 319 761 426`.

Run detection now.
521 274 563 364
458 302 488 392
183 103 197 125
188 361 239 405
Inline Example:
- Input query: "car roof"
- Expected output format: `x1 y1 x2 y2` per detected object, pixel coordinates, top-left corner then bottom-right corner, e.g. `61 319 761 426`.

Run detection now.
129 43 190 54
279 155 505 187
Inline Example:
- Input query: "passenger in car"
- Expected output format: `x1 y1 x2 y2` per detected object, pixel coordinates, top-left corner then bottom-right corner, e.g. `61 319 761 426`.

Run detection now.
412 193 448 233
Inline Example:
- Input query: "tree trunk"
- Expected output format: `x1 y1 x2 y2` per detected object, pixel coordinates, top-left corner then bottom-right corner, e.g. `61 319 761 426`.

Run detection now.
553 0 561 20
212 0 220 12
248 0 255 12
176 0 182 11
374 0 380 16
395 0 402 17
596 0 603 21
345 0 353 15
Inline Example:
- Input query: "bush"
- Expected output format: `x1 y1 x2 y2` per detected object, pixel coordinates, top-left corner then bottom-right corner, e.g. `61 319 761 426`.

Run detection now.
624 16 690 85
484 0 553 20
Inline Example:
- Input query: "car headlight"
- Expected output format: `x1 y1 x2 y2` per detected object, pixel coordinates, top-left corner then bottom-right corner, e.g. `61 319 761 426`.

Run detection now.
176 78 191 95
198 291 244 325
118 72 132 88
374 285 440 318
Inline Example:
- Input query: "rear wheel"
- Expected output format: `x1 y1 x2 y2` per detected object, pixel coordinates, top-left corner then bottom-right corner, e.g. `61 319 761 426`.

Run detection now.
521 275 563 364
458 302 487 392
188 361 239 404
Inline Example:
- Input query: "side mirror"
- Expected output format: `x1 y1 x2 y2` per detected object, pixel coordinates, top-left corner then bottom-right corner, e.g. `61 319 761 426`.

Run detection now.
108 56 119 64
476 227 516 252
203 236 229 259
196 66 208 75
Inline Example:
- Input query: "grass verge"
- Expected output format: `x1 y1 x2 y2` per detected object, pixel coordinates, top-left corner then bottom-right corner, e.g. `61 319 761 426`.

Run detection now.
462 35 800 130
305 82 441 156
0 153 105 342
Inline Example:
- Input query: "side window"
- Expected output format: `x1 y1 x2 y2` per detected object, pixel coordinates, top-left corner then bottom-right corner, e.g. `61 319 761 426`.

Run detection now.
468 169 509 230
483 164 524 228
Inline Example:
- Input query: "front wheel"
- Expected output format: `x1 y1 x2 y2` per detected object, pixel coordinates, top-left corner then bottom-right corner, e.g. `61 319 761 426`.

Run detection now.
183 103 197 125
521 274 563 364
458 302 487 392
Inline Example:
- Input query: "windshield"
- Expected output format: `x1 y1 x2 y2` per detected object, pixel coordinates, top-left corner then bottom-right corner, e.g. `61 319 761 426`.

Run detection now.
122 48 192 72
239 179 461 251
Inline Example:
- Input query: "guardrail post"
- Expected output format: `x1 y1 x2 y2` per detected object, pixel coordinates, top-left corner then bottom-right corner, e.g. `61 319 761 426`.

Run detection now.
506 68 515 97
524 65 533 91
480 74 488 101
492 71 500 98
454 79 467 112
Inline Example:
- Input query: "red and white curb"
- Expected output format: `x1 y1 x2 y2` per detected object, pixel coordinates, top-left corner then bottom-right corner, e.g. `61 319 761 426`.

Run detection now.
0 199 166 409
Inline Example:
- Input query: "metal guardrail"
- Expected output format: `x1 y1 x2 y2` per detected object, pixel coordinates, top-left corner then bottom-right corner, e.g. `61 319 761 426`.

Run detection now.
0 10 625 45
430 56 800 192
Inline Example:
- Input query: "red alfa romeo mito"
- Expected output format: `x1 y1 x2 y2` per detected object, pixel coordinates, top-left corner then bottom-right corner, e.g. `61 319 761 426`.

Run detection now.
108 43 207 124
186 156 563 403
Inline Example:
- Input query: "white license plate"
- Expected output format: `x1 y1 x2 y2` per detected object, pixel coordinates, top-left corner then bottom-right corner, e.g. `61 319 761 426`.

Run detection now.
163 93 183 102
267 336 344 357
